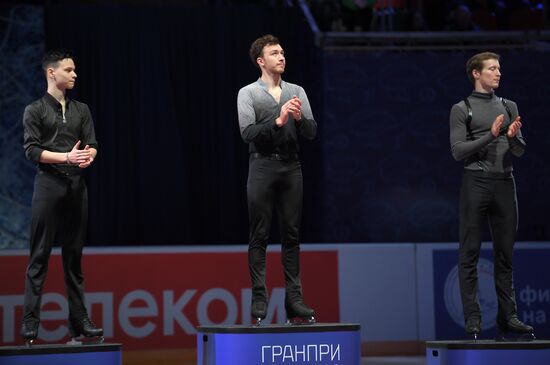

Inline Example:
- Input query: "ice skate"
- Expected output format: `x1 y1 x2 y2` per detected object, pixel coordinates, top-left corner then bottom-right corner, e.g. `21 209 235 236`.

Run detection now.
21 319 39 347
465 316 481 341
496 316 535 341
251 300 267 326
67 317 104 345
285 300 315 325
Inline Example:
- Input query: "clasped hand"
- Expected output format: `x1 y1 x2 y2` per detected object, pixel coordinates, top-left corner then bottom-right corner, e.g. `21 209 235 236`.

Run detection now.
67 140 94 168
276 96 302 127
491 114 522 138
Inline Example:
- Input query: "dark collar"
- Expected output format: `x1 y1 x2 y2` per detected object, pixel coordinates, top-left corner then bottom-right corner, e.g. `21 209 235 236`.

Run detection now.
470 90 495 100
44 92 71 108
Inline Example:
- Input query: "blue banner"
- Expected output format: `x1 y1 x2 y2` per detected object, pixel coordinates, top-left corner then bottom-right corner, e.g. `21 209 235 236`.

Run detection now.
433 247 550 339
198 329 360 365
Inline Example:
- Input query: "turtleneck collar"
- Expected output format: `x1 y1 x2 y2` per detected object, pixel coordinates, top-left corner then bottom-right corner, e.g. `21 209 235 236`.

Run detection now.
471 90 495 99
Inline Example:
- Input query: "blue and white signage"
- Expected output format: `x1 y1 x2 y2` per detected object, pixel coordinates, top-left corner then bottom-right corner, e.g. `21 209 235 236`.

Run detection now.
197 324 360 365
433 245 550 339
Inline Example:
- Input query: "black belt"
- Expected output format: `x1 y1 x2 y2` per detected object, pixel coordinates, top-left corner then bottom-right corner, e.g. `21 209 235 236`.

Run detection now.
250 153 299 161
38 163 82 177
464 169 513 179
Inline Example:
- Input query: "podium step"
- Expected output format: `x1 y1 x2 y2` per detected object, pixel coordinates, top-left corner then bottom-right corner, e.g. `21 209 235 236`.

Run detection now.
426 340 550 365
0 343 121 365
197 323 360 365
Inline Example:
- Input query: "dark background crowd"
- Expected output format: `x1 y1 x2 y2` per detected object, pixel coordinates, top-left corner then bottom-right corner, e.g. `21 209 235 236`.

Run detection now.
310 0 547 31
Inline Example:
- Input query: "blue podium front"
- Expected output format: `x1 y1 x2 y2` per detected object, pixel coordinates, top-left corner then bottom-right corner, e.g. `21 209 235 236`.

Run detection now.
0 343 122 365
197 323 360 365
426 340 550 365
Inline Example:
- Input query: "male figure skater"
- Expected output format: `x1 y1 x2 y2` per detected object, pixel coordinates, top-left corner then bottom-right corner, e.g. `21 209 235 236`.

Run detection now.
450 52 534 340
21 50 103 345
237 35 317 324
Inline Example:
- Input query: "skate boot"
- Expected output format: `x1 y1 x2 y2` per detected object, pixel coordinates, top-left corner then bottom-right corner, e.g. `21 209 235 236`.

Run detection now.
21 319 39 347
251 300 267 326
465 316 481 341
285 300 315 325
496 316 535 341
67 316 104 345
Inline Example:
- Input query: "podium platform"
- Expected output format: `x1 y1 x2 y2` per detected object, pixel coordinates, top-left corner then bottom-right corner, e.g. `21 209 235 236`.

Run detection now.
426 340 550 365
197 323 360 365
0 343 122 365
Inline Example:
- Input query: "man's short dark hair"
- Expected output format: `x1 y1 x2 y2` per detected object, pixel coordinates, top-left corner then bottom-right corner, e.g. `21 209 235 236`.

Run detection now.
249 34 280 68
466 52 500 84
42 49 74 72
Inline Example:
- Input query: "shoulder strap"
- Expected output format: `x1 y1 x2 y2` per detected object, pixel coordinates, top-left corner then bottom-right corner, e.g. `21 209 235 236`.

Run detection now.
499 97 513 135
500 97 512 120
463 98 474 140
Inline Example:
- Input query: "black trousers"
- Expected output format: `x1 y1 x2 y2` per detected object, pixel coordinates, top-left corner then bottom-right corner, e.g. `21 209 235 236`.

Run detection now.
247 155 304 304
23 169 89 322
458 170 519 323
